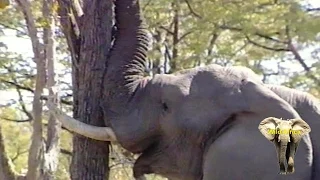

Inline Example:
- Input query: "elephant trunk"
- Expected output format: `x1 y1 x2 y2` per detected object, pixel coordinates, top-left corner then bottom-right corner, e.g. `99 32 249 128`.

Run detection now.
104 0 149 105
279 141 288 173
46 0 151 147
280 143 288 163
103 0 153 152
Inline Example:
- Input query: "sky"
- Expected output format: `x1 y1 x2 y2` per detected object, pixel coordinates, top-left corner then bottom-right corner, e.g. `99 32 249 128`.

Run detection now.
0 0 319 107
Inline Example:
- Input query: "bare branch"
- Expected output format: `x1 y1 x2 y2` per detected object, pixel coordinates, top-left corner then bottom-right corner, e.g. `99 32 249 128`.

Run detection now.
15 83 33 121
11 148 29 163
57 0 81 67
206 32 219 63
0 126 22 179
245 35 289 52
306 7 320 12
0 65 34 121
0 117 73 135
142 0 152 11
219 24 285 44
60 148 72 156
0 117 31 123
285 26 320 85
0 22 26 35
159 26 174 35
0 79 73 105
184 0 202 19
177 31 193 43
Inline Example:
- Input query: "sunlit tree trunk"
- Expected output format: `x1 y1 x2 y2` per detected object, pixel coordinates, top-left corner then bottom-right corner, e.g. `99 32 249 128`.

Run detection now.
0 126 19 180
41 0 61 179
15 0 46 179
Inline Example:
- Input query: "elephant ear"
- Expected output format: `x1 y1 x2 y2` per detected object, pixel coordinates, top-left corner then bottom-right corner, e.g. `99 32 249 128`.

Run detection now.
290 119 311 143
258 117 281 141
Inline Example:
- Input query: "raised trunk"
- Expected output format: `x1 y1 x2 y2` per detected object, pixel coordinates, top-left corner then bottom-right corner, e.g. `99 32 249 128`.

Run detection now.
103 0 150 152
105 0 148 96
70 1 113 179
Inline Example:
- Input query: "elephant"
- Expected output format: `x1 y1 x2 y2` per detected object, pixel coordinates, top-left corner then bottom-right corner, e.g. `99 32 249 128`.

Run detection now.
46 0 320 180
258 117 311 174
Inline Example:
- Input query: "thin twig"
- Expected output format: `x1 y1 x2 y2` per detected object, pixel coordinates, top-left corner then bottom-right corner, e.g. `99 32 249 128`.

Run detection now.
245 35 289 52
285 25 320 85
184 0 202 19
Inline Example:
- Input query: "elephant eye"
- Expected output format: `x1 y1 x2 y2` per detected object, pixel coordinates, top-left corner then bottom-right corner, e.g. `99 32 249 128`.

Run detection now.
162 102 169 112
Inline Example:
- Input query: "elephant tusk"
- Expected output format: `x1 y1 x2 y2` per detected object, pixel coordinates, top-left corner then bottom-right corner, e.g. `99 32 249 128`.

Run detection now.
46 101 117 142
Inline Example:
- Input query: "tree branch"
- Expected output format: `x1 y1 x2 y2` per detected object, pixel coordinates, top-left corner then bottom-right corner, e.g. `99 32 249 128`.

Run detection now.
60 148 72 156
306 7 320 12
0 126 22 179
142 0 152 11
0 117 31 123
15 0 45 179
41 0 62 177
57 0 81 67
184 0 202 19
177 31 193 44
285 26 320 85
206 32 219 63
0 22 26 35
159 25 174 35
0 79 72 105
15 84 33 121
245 35 289 52
219 24 285 44
0 117 73 134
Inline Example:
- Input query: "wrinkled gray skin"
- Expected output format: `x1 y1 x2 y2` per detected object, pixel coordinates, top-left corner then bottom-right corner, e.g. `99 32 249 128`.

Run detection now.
99 1 320 179
110 65 319 180
258 117 311 175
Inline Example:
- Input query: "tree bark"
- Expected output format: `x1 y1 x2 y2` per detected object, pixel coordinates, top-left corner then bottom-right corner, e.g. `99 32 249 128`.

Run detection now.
15 0 46 179
68 1 113 179
41 0 61 179
0 126 19 180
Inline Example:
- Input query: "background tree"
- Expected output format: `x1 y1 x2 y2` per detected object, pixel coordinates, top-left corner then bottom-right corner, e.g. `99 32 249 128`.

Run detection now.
57 0 113 179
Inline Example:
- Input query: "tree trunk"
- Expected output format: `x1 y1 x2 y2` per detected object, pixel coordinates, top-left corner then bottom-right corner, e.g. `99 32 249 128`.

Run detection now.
41 0 61 179
15 0 46 179
69 1 113 179
0 125 18 180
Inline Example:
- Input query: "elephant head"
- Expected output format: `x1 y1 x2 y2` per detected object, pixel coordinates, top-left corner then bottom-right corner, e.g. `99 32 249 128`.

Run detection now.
258 117 311 174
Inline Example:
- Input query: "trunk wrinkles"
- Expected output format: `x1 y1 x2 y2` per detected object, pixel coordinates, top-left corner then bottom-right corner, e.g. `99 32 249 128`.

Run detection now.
102 0 151 154
104 0 150 110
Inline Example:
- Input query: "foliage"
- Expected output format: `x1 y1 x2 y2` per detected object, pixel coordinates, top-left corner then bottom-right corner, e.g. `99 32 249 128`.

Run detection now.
141 0 320 95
